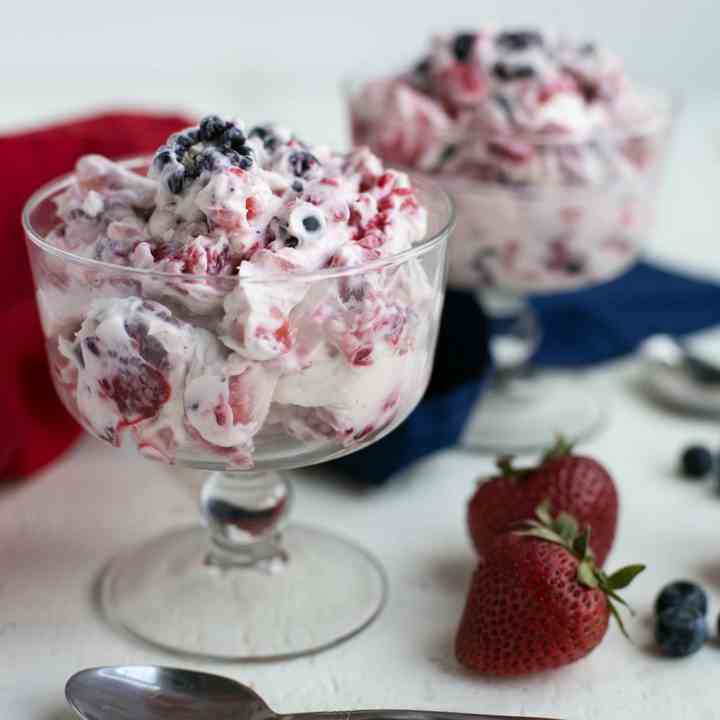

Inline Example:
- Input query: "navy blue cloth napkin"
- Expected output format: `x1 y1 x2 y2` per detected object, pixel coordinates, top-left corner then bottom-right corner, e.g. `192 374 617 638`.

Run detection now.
331 261 720 485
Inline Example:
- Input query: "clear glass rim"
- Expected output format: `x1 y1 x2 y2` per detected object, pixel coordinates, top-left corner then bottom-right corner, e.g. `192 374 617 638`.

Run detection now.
344 74 681 147
23 156 456 284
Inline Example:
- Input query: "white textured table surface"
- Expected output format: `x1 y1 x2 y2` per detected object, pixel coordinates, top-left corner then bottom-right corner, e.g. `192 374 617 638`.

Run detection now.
2 83 720 719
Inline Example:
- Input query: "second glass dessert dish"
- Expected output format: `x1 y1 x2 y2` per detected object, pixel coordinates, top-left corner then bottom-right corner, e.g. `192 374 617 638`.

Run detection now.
24 117 453 659
349 27 675 453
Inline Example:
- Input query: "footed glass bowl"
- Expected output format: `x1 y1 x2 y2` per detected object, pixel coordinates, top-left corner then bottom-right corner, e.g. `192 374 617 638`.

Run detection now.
349 87 676 453
24 159 453 659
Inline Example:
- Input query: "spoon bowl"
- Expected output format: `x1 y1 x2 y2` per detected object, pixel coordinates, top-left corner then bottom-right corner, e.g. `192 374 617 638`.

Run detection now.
66 666 274 720
66 665 559 720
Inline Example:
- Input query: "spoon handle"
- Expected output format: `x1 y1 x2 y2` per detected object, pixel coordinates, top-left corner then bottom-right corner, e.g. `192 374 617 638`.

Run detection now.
286 710 560 720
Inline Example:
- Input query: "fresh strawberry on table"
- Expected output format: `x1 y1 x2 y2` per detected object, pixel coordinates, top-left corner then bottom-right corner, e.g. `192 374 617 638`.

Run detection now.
456 502 644 676
468 438 618 566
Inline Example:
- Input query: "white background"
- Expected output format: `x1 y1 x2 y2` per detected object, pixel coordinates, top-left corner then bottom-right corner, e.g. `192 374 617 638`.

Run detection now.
3 0 719 131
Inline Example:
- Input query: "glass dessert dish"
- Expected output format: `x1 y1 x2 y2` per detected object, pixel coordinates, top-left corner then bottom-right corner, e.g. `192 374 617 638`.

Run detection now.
23 118 453 659
348 28 676 453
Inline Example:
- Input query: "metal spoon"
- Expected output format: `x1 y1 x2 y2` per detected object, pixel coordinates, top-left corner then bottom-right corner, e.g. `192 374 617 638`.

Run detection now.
640 334 720 384
66 665 559 720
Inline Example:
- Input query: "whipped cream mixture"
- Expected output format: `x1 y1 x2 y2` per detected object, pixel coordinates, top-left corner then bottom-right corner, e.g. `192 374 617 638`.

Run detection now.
44 117 435 467
350 29 670 291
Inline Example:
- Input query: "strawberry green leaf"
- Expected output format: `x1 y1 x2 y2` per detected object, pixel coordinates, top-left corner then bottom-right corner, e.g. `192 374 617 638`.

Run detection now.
604 587 636 616
535 499 553 526
516 527 566 546
555 512 579 544
541 435 575 462
496 455 516 475
573 527 591 560
577 560 598 588
607 599 631 640
607 564 646 590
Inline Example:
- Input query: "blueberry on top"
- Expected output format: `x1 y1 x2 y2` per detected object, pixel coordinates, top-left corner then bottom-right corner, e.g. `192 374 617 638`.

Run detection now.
222 126 247 149
166 168 185 194
302 215 321 233
579 42 596 55
655 581 708 617
236 155 253 170
154 148 174 169
195 150 218 174
453 33 476 63
249 125 269 140
565 259 585 274
655 606 707 658
198 114 227 142
680 445 713 479
493 62 535 81
156 116 258 193
249 124 279 152
225 150 253 170
173 131 197 150
288 150 320 178
291 180 304 193
496 30 543 52
415 57 432 77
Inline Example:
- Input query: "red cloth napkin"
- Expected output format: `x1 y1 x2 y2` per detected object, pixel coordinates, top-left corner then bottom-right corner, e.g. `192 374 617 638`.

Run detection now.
1 111 194 479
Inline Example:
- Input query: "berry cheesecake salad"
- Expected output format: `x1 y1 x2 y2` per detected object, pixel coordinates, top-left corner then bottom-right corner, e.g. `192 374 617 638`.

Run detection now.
26 116 451 469
350 28 673 291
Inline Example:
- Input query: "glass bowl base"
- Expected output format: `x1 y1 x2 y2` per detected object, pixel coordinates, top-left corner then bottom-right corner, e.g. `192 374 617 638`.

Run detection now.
101 524 387 660
460 374 607 455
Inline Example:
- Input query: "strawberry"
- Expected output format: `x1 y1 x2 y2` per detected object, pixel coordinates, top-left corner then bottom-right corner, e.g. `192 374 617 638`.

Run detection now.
468 438 618 566
456 503 644 676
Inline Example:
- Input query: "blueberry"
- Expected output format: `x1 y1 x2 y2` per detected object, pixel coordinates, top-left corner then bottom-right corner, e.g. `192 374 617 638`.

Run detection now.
285 236 299 248
655 581 708 616
415 57 431 77
565 259 585 274
452 33 475 62
173 132 196 150
288 150 319 178
496 30 543 52
655 606 707 657
198 115 226 142
302 215 321 233
249 125 269 140
222 126 246 149
224 149 240 164
493 62 535 81
680 445 714 478
249 125 278 152
579 42 596 55
436 144 458 168
291 180 304 193
236 144 254 157
153 148 173 169
166 168 185 194
226 150 253 168
72 343 85 369
84 336 101 357
195 150 217 174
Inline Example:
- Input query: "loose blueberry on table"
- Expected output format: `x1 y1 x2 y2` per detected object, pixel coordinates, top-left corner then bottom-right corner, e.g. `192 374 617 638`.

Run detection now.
679 445 714 479
655 580 708 617
655 607 707 658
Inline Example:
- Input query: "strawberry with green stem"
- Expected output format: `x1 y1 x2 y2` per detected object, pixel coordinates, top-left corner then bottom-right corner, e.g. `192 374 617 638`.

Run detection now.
468 437 619 566
456 501 645 676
